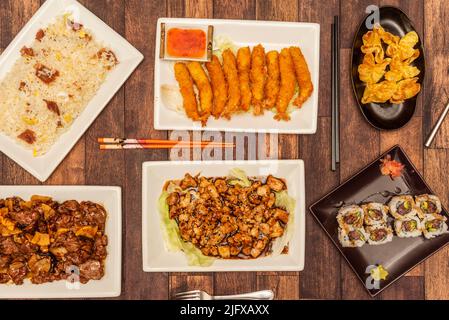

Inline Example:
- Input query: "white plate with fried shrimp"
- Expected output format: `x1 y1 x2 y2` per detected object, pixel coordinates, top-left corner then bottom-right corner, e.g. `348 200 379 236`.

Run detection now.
155 18 320 134
142 159 305 272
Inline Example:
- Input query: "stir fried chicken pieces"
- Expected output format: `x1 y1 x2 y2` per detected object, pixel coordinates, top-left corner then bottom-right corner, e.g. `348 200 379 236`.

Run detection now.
166 174 290 259
0 196 107 285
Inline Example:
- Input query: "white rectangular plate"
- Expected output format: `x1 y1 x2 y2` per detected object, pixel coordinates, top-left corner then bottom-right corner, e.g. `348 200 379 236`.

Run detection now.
0 186 122 298
0 0 143 182
154 18 320 134
142 160 305 272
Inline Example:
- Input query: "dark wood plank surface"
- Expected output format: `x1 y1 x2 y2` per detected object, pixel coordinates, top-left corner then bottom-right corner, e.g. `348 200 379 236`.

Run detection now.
1 0 448 300
167 0 215 299
424 149 449 299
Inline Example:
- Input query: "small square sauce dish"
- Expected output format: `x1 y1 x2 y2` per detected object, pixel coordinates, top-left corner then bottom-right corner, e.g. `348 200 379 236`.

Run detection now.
159 22 213 62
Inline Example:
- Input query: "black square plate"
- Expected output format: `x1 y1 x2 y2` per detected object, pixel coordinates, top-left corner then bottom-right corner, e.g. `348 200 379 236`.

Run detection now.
309 145 449 296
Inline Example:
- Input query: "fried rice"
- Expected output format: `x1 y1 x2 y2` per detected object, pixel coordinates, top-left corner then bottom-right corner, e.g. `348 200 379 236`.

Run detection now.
0 14 118 156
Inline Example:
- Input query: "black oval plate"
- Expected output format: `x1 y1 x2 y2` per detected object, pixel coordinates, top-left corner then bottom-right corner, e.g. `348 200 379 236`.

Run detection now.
351 6 425 130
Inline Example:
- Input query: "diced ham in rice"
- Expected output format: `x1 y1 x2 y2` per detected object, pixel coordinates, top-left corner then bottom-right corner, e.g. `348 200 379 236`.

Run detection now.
17 129 36 144
35 29 45 41
20 46 34 57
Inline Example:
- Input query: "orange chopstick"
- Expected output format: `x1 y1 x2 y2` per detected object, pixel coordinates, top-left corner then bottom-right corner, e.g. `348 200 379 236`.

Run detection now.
99 144 233 150
98 138 234 147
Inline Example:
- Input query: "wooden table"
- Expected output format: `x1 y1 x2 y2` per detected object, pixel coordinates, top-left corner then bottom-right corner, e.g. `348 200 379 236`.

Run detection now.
1 0 448 300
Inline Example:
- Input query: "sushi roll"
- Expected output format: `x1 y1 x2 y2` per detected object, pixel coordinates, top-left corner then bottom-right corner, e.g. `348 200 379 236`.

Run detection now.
361 203 389 225
415 194 442 216
394 216 422 238
422 214 449 239
338 226 367 248
336 205 364 229
366 225 393 245
388 195 421 220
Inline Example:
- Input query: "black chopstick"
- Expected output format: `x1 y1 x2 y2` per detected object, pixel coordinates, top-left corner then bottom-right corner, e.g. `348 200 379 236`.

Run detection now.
335 15 340 164
331 16 340 172
331 21 337 171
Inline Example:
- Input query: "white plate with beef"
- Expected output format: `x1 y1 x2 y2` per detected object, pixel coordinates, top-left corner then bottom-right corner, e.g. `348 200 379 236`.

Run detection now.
142 160 305 272
0 186 121 298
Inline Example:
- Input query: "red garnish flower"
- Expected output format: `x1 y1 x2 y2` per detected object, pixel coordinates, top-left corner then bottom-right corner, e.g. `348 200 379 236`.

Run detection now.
380 155 404 179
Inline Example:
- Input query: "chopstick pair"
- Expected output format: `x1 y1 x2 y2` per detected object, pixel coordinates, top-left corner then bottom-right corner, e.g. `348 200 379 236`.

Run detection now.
98 138 235 150
331 16 340 171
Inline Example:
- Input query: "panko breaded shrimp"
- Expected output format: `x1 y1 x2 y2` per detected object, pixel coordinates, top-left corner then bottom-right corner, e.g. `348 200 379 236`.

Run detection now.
186 61 213 122
174 62 202 123
250 44 266 115
289 46 313 108
274 48 296 121
205 55 228 118
237 47 252 111
263 50 280 110
221 49 241 119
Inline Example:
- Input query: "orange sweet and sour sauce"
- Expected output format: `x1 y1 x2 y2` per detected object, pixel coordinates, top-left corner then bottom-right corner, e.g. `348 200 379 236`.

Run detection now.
167 28 206 58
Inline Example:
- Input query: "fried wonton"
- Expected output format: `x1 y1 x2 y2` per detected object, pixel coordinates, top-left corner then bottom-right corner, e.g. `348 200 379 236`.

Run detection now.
390 77 421 104
404 48 420 64
400 31 419 48
361 29 385 64
359 26 421 104
361 81 398 104
358 53 391 84
385 56 420 82
386 31 419 60
377 26 400 46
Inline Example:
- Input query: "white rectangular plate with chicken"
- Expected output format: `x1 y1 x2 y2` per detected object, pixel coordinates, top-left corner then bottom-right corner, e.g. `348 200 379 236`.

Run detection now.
154 18 320 134
142 160 305 272
0 186 121 298
0 0 143 182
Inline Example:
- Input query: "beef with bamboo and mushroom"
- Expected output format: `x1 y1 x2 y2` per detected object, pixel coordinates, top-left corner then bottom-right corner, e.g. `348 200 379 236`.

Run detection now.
0 196 108 285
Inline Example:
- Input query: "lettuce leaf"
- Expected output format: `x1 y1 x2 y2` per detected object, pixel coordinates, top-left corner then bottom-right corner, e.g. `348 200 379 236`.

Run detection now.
227 168 251 187
158 192 214 267
271 190 296 256
213 35 239 57
275 190 296 214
